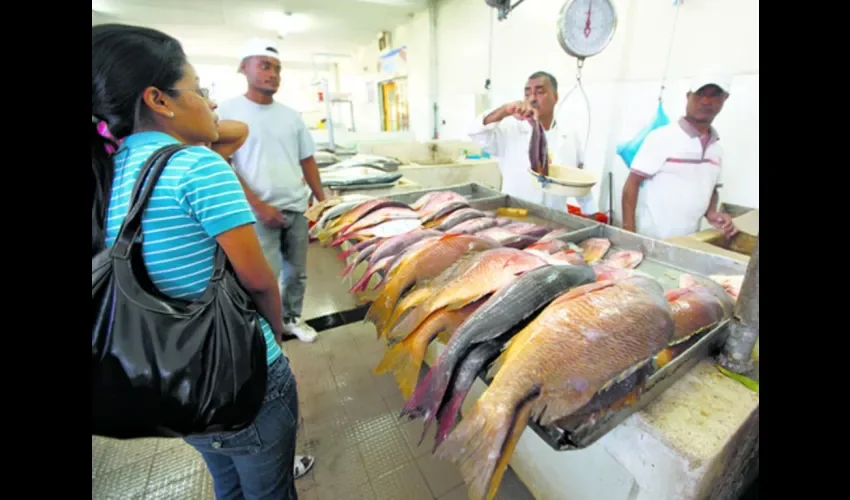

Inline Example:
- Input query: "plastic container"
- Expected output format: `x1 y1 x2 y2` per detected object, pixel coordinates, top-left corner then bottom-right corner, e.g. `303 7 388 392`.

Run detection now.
496 207 529 218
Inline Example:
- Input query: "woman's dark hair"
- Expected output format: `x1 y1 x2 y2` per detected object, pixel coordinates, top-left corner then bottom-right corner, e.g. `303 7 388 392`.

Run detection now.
91 24 187 255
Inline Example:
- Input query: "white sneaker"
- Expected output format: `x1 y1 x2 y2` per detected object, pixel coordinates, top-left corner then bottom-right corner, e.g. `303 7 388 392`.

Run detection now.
284 317 318 343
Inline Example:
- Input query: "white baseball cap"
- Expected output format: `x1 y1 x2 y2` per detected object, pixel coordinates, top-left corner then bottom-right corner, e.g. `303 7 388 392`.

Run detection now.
239 37 282 62
689 75 732 93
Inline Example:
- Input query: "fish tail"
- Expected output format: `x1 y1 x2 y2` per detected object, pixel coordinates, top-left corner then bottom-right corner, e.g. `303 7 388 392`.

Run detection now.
339 259 358 278
374 340 415 395
316 229 333 246
350 266 378 293
377 300 412 339
400 367 434 421
385 306 426 344
372 272 386 291
376 333 432 400
433 389 465 452
337 244 360 261
359 290 380 305
435 388 539 500
330 232 355 247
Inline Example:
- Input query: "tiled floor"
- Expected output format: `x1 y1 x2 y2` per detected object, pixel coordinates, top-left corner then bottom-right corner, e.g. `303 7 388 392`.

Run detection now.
92 244 534 499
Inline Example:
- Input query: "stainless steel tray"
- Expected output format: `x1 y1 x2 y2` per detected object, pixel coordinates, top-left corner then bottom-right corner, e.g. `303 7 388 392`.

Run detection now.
374 185 601 234
376 182 506 205
333 181 400 191
337 186 601 293
480 224 747 450
328 189 747 451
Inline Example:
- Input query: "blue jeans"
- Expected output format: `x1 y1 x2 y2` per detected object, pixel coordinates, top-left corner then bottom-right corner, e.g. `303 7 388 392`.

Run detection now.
253 210 309 321
185 356 299 500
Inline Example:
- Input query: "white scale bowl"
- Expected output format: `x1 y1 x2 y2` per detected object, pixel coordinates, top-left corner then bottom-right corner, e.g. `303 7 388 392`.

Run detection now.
528 164 598 197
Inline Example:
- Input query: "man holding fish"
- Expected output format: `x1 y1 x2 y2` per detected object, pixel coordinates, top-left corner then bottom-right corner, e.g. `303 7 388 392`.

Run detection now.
468 71 597 215
217 38 326 344
621 76 739 241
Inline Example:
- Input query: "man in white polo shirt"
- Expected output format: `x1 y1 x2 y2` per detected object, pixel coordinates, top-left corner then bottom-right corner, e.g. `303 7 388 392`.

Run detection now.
217 38 326 345
621 76 738 241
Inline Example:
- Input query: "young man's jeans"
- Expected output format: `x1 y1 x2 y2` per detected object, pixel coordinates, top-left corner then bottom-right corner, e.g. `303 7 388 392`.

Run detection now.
253 210 309 321
184 356 299 500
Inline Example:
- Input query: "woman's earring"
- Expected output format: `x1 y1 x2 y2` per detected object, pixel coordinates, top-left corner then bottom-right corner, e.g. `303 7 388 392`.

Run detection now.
169 111 175 118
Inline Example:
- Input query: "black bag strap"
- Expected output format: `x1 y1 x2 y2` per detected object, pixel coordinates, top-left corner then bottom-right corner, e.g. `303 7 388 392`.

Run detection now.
112 144 189 260
210 245 229 283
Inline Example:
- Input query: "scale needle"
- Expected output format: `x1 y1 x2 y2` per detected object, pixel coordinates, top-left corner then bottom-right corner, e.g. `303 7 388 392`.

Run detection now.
584 1 593 38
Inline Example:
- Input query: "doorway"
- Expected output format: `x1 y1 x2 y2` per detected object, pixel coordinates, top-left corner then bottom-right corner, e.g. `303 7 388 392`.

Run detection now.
378 77 409 132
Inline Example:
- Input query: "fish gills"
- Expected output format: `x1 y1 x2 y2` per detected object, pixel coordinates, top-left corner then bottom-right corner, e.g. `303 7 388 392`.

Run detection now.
375 300 485 399
434 276 673 500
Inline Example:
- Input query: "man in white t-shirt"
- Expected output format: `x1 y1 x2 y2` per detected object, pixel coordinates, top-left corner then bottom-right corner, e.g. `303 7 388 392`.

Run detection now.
621 76 739 241
468 71 597 215
215 37 320 482
217 38 326 345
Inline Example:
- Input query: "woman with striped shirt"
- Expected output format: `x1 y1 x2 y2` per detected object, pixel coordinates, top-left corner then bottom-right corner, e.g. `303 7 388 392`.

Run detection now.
92 23 306 499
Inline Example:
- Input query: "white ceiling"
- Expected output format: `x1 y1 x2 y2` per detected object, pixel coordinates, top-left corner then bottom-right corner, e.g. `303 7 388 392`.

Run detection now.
91 0 427 64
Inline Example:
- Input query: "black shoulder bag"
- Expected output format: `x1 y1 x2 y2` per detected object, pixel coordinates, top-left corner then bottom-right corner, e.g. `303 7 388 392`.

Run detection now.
92 144 268 440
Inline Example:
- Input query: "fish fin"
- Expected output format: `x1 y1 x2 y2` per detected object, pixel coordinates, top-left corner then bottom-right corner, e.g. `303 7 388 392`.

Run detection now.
401 368 434 422
374 341 422 400
598 357 653 394
339 259 358 278
573 379 648 428
336 247 355 261
654 348 674 369
435 388 539 500
433 385 466 452
444 296 486 312
487 340 517 380
360 290 380 303
330 232 355 247
665 288 691 301
316 230 333 246
384 300 429 344
350 265 379 293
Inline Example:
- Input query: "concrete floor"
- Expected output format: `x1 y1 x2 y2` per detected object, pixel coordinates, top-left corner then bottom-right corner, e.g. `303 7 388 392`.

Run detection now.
91 244 534 499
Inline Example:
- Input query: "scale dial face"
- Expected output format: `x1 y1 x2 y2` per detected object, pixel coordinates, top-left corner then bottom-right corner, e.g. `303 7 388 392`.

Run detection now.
557 0 618 59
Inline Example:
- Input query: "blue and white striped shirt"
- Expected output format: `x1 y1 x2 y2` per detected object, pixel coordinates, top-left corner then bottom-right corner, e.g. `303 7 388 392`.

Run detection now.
104 131 282 365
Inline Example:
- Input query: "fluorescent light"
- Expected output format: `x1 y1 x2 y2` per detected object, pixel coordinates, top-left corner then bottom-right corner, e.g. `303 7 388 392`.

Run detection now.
260 11 310 34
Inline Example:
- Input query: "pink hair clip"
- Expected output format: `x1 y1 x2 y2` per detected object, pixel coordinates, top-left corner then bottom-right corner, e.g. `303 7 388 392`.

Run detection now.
94 118 122 155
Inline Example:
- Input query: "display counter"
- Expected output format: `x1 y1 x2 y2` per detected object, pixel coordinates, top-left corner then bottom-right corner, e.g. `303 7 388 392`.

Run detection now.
322 185 758 500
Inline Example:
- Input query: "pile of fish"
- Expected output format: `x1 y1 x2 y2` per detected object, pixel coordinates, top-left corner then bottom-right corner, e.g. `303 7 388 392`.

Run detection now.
320 154 403 172
307 191 737 500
